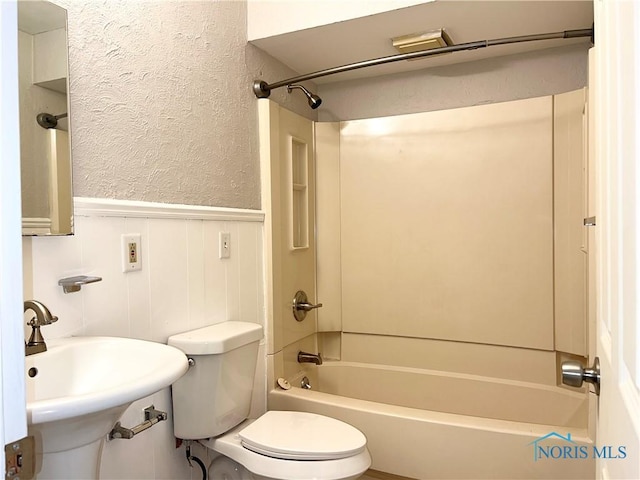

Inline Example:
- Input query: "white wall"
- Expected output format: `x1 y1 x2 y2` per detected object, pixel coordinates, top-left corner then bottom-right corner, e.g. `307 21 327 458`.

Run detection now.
22 199 266 479
318 43 589 121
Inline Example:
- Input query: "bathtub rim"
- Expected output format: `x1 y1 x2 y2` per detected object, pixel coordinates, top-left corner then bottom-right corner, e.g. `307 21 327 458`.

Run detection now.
268 386 592 442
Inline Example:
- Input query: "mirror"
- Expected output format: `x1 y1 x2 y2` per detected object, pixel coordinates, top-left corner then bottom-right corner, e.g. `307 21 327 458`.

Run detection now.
18 0 73 235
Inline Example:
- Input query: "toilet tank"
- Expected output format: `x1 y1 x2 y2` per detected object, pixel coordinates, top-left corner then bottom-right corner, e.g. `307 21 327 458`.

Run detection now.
168 321 263 439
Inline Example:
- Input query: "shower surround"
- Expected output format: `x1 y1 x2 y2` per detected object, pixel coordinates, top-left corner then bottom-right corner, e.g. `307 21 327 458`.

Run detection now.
267 91 592 478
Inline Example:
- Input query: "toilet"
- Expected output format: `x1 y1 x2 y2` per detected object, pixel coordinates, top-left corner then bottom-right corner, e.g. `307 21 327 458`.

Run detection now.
168 321 371 480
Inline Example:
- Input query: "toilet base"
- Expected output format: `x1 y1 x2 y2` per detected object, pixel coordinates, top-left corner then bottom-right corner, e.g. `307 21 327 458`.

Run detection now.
202 420 371 480
209 454 365 480
209 455 255 480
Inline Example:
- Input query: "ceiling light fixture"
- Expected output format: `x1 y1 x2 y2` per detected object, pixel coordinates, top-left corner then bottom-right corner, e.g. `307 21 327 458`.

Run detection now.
391 28 454 59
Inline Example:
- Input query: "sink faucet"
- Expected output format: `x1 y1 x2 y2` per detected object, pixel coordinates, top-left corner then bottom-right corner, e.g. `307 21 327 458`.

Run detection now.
298 351 323 365
24 300 58 356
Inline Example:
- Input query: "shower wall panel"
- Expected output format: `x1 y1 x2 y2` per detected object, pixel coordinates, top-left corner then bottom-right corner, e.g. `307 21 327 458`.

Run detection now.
339 97 554 350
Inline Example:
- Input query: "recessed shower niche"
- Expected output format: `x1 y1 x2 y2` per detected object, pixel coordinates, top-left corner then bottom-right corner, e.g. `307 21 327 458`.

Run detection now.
290 138 309 250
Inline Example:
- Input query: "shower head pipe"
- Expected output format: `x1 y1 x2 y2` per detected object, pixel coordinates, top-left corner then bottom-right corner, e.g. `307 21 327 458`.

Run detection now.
286 84 322 109
253 27 594 100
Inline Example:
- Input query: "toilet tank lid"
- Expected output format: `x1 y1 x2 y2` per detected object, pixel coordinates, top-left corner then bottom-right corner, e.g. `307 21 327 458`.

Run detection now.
168 321 263 355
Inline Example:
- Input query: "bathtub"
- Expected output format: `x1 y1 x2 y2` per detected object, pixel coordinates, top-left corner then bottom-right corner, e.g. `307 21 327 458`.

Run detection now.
268 361 594 480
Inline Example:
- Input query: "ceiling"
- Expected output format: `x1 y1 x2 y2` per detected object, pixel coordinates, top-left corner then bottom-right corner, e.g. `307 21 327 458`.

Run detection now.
250 1 594 85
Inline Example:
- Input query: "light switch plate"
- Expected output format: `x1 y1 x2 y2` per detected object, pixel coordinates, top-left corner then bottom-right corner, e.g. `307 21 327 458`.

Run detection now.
219 232 231 259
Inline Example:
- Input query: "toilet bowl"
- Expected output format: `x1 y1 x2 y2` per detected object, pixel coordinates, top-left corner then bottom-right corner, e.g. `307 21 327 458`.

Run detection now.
205 412 371 480
168 322 371 480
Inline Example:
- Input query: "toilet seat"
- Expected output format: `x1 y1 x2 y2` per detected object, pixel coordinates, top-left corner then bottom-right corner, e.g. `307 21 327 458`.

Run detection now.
204 414 371 480
239 411 367 460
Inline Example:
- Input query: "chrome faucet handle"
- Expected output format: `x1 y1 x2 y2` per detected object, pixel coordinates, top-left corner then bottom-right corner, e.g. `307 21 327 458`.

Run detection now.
296 301 323 312
292 290 323 322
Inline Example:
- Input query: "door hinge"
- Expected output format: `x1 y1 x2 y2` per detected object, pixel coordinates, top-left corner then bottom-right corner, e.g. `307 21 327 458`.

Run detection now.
5 436 35 480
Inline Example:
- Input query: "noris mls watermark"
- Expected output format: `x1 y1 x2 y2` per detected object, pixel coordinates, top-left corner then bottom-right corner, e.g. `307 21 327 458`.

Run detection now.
529 432 627 461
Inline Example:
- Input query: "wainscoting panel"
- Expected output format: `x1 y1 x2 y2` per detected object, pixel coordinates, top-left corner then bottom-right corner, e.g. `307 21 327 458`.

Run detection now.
22 198 266 479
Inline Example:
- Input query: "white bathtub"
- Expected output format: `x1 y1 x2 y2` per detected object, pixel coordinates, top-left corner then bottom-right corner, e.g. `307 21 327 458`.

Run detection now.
268 361 594 480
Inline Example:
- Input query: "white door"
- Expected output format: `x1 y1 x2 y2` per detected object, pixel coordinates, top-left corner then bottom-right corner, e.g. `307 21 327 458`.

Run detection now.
1 0 28 472
593 1 640 479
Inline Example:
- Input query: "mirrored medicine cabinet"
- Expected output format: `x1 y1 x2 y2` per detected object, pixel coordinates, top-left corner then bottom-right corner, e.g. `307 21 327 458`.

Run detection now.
18 0 73 235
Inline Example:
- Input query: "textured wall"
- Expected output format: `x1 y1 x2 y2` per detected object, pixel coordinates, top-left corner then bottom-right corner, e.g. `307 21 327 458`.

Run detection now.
57 0 314 209
318 44 589 121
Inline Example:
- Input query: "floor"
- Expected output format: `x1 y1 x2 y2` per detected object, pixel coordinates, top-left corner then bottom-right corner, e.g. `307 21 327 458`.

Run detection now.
359 470 416 480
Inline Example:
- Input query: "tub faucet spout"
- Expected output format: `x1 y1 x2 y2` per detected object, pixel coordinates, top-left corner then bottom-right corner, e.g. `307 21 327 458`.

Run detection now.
298 351 323 365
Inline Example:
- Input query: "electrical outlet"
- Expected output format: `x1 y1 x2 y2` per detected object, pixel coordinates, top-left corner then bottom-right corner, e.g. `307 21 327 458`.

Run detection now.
122 234 142 272
219 232 231 259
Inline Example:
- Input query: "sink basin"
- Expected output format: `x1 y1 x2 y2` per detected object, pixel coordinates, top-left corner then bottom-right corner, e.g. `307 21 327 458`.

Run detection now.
25 336 189 479
26 336 188 424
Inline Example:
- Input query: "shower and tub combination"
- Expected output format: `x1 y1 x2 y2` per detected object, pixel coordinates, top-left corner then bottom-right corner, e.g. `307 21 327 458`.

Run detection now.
270 359 592 479
257 26 596 480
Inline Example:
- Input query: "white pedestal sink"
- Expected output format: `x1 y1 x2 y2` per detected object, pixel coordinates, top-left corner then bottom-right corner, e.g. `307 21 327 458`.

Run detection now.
26 336 189 479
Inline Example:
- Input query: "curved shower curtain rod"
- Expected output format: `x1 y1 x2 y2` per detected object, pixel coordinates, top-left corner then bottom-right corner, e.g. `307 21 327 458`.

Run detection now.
253 26 594 100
